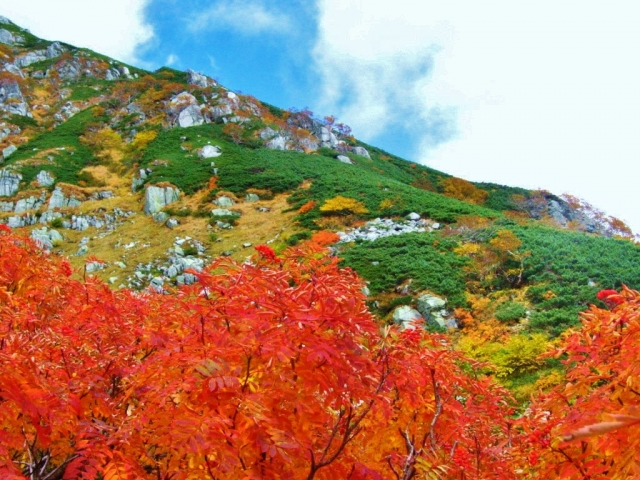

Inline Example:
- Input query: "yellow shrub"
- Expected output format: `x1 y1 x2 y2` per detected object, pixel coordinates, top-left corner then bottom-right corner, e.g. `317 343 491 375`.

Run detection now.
319 196 368 215
440 177 489 204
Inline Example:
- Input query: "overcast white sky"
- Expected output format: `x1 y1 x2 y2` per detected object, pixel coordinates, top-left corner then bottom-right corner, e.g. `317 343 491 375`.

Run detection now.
3 1 640 233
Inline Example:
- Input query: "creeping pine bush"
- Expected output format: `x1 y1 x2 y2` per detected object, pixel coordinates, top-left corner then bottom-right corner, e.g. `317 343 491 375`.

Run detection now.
495 302 528 323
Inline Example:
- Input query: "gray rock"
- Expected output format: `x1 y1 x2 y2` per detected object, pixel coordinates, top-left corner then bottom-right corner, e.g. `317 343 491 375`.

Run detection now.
131 177 144 192
153 212 169 223
336 155 353 165
392 306 423 330
337 217 427 243
214 196 234 207
318 126 338 148
51 59 82 80
0 28 20 45
53 102 79 123
38 211 61 224
118 66 131 78
2 144 16 159
143 185 180 215
76 245 89 256
167 265 179 277
0 16 11 24
6 214 37 228
406 212 421 221
211 208 235 216
416 294 448 328
86 261 106 273
166 218 179 229
36 170 55 187
46 42 64 58
259 127 277 140
149 277 164 292
0 169 21 196
114 261 127 269
178 104 204 127
298 136 319 152
245 193 259 202
205 104 233 121
186 69 215 88
417 294 446 313
71 216 90 231
168 91 196 112
3 64 23 79
198 145 222 158
91 190 114 200
16 46 62 67
48 187 82 210
265 135 287 150
14 195 44 213
105 68 120 81
30 227 63 250
0 80 30 116
352 146 371 159
183 273 198 284
0 200 13 211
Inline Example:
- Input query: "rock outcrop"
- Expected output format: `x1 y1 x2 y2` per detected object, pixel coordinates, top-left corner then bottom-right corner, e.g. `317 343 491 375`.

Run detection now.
0 28 21 45
392 306 423 330
187 69 216 88
30 227 63 250
143 185 180 214
337 216 431 243
48 187 82 210
0 79 30 117
198 145 222 158
36 170 55 187
0 169 21 196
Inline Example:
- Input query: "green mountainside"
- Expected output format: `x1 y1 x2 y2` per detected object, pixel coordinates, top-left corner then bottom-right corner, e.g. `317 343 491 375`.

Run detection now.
1 16 639 396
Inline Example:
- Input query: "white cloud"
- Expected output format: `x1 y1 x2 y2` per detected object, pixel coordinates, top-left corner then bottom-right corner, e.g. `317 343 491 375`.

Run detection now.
313 1 457 146
314 1 640 233
1 0 154 64
187 0 290 35
166 53 179 66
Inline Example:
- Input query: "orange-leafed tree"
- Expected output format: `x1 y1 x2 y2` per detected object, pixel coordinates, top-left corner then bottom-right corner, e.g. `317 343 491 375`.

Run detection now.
310 230 341 246
515 286 640 478
0 225 521 479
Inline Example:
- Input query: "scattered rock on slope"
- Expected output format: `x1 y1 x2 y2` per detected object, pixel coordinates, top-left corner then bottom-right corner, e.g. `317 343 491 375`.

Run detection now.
143 185 180 215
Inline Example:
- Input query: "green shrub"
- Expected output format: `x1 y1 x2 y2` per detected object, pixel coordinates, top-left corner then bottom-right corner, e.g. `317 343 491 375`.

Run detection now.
8 114 38 129
286 231 312 246
182 245 199 256
495 302 527 323
340 233 468 308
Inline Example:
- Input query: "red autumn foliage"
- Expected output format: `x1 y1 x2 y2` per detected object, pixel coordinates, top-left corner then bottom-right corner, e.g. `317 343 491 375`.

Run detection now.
254 243 279 262
310 230 341 247
0 227 522 479
596 289 624 307
298 200 317 214
514 286 640 478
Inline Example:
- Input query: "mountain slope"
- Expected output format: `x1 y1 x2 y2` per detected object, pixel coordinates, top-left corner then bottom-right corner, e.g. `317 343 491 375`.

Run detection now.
0 15 638 358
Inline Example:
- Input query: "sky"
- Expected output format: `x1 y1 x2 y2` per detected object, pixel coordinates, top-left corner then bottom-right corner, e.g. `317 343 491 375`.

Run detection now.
3 1 640 233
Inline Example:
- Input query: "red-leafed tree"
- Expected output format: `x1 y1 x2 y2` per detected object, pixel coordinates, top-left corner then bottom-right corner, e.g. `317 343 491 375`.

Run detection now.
515 286 640 478
0 226 520 479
